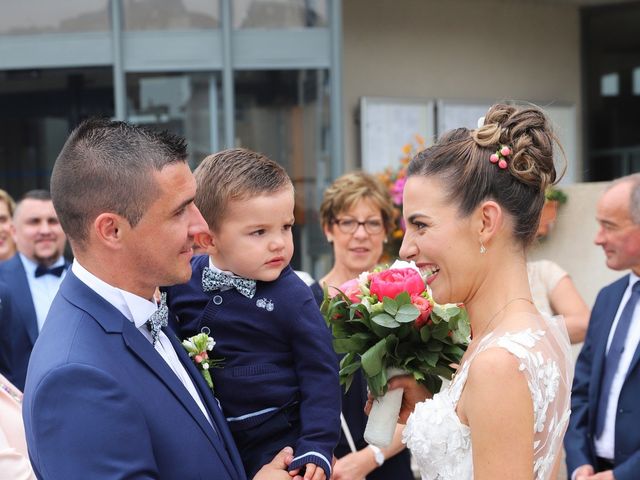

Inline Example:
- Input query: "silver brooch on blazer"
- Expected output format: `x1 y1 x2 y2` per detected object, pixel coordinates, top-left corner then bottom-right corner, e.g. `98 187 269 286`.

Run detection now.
256 298 274 311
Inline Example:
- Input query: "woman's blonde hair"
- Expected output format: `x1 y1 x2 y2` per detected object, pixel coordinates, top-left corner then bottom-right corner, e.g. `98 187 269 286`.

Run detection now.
320 171 395 234
0 189 16 216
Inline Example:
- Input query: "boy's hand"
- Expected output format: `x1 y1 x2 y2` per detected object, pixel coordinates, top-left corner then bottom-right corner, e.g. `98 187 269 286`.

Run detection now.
301 463 325 480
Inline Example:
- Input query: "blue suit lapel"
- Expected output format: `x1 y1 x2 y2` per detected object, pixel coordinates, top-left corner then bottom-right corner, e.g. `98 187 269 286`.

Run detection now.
8 256 39 345
590 276 629 425
60 272 244 480
165 329 246 480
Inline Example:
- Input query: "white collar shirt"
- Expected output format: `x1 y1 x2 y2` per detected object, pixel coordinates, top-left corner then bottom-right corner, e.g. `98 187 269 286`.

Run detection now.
71 260 212 427
20 253 66 332
594 271 640 460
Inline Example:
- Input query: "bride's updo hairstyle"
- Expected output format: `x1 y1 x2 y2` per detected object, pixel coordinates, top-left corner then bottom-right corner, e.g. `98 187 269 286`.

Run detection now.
407 103 561 247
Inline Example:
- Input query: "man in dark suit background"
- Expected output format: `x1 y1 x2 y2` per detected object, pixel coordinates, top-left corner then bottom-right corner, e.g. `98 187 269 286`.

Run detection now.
22 118 296 479
0 189 68 390
565 174 640 480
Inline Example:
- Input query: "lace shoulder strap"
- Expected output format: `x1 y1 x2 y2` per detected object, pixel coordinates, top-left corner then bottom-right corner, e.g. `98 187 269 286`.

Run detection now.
447 327 547 404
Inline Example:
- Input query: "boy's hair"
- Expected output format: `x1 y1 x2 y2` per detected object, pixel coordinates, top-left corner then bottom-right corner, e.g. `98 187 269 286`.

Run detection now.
194 148 293 231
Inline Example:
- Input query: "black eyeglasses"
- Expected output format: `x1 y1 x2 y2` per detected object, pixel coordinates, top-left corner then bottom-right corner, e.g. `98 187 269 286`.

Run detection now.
333 217 384 235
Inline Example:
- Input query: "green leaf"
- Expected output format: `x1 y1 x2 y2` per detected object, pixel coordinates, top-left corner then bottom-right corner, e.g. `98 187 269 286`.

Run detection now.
385 335 399 356
426 340 444 352
371 313 400 328
341 374 355 393
443 344 466 358
394 291 412 306
367 368 388 397
340 352 356 369
361 338 388 377
339 360 362 376
333 337 369 354
431 321 451 340
419 325 431 342
396 304 420 323
431 365 456 379
397 323 412 340
432 303 461 322
382 297 398 315
415 350 439 367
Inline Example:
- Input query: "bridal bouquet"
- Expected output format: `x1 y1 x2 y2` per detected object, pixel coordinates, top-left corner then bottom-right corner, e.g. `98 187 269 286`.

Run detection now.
321 260 470 446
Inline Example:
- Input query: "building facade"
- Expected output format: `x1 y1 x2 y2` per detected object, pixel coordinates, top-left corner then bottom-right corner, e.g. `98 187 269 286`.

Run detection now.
0 0 638 273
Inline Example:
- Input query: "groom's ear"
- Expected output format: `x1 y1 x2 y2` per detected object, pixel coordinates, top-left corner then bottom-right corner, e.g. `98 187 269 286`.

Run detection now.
93 213 127 250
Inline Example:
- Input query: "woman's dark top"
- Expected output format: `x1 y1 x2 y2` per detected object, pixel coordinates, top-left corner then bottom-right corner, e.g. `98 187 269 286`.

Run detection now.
310 281 414 480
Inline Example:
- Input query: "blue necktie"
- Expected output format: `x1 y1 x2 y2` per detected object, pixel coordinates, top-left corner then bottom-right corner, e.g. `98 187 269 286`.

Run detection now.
595 281 640 437
202 267 256 299
146 292 168 347
35 264 66 278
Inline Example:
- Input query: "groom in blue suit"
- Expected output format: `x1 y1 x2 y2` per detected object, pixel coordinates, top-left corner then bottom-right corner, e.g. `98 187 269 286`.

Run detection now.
22 119 297 480
565 174 640 480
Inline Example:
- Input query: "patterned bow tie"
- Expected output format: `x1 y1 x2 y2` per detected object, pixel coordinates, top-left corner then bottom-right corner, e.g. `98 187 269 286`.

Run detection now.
35 264 66 278
202 267 256 299
147 292 168 346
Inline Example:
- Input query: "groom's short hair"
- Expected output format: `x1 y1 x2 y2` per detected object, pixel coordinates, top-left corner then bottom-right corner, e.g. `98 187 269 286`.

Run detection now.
51 118 188 249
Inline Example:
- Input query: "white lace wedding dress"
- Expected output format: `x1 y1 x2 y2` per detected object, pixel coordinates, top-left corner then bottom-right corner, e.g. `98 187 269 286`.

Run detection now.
403 313 573 480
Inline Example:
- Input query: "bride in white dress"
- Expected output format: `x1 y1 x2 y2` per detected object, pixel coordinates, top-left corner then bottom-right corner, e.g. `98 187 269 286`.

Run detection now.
383 104 573 479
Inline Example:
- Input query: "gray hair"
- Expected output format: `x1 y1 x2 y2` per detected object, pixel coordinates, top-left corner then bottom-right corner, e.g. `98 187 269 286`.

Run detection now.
51 118 188 249
607 173 640 225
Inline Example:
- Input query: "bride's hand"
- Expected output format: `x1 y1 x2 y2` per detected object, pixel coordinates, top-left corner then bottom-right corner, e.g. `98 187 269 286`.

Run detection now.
365 375 432 424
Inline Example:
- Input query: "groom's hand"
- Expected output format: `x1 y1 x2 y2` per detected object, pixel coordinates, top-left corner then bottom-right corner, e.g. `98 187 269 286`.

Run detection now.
253 446 302 480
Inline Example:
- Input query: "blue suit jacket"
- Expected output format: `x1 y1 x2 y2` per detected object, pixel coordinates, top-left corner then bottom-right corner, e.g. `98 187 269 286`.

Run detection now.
23 271 246 480
0 254 48 390
565 274 640 480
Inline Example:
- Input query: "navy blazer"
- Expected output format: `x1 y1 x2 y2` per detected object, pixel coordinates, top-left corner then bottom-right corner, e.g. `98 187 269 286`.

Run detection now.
0 255 51 390
23 271 246 480
565 274 640 480
165 256 341 475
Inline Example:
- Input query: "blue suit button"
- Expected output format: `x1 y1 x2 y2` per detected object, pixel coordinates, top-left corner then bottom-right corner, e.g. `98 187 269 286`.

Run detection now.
619 408 625 413
213 295 223 305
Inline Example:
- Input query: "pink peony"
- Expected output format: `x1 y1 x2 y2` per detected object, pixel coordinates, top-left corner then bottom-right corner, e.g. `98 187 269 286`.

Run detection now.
412 294 433 328
369 268 425 300
338 278 363 303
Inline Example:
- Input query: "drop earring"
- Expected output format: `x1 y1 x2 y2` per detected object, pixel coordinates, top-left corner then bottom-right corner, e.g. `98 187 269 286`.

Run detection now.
479 240 487 254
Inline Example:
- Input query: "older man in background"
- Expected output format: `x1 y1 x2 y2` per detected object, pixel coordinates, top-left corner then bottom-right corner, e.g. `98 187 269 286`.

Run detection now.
565 173 640 480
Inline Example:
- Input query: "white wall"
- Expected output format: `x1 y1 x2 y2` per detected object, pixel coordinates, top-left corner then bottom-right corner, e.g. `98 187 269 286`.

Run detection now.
529 182 623 309
343 0 582 173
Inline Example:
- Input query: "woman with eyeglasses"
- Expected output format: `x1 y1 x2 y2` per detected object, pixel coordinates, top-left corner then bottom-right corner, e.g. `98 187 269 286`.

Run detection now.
309 171 414 480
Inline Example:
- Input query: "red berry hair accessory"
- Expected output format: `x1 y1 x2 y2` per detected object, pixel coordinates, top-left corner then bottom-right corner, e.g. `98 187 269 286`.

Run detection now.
489 145 511 169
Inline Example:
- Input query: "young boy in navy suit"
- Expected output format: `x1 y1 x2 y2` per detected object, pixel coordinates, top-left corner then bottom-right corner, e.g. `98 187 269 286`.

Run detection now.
164 148 340 480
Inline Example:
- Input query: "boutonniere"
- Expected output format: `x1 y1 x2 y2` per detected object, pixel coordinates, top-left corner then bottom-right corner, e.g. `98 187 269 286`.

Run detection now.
181 327 224 392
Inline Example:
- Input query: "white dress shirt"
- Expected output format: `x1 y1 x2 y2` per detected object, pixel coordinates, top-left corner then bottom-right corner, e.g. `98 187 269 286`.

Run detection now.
19 253 66 332
595 272 640 460
71 260 212 427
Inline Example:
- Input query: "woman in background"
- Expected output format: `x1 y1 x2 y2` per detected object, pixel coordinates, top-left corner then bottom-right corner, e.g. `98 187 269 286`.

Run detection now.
0 190 16 262
528 195 590 344
310 171 414 480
